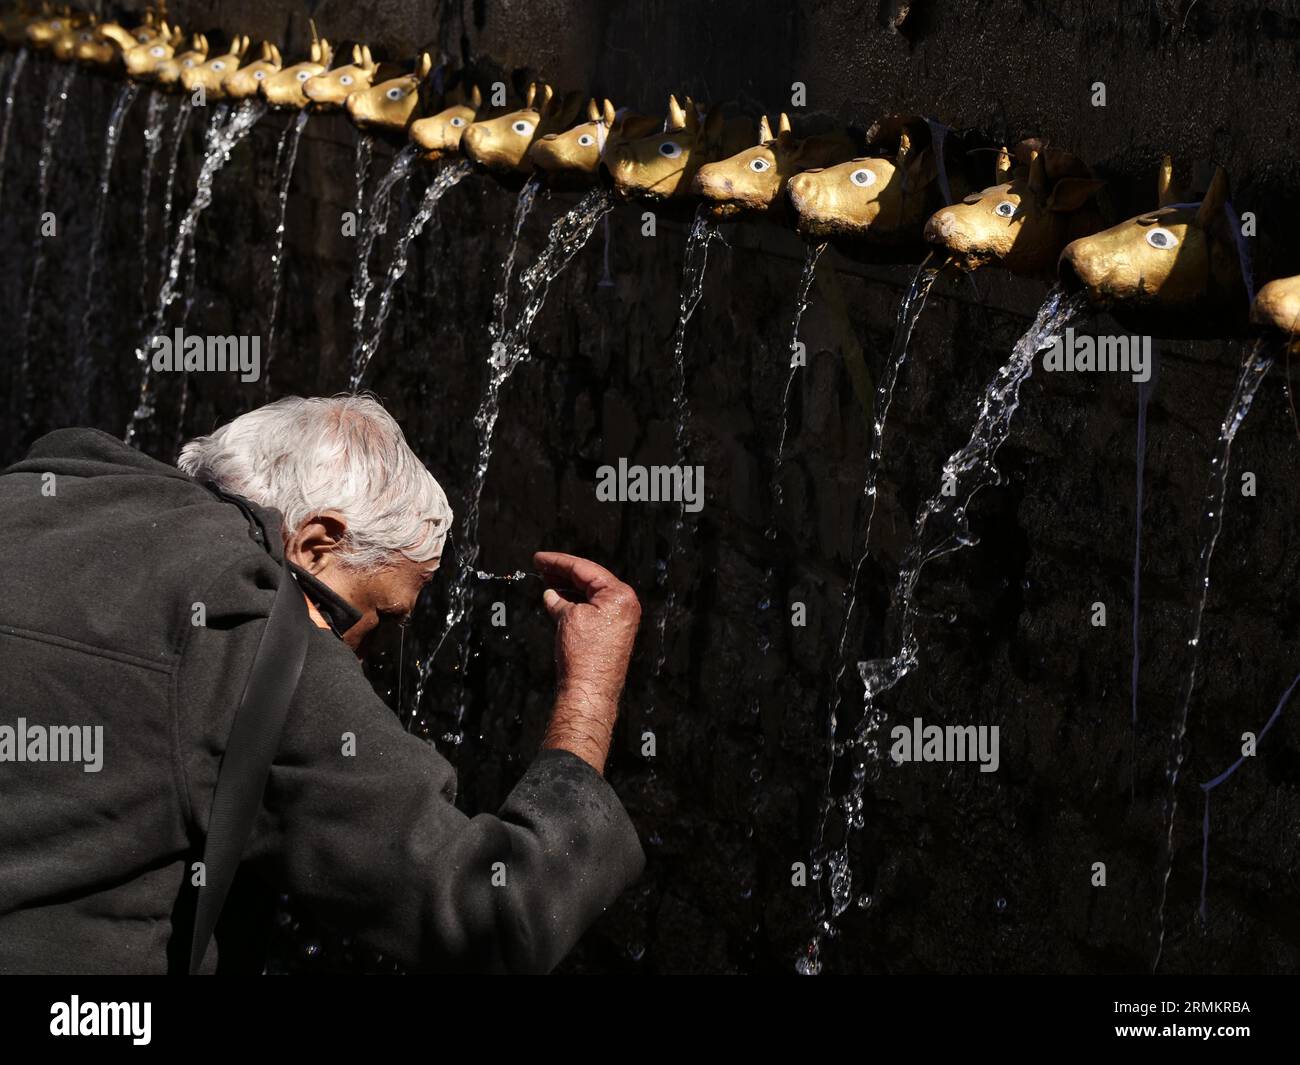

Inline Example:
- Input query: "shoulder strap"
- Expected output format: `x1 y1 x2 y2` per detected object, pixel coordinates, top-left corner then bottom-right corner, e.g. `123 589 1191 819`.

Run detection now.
188 558 309 974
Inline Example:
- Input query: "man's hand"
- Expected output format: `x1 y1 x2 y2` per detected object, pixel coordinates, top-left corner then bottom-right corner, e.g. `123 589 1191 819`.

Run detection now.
534 551 641 775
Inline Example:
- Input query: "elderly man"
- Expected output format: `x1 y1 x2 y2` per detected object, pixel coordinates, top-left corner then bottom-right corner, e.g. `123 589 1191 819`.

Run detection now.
0 395 644 974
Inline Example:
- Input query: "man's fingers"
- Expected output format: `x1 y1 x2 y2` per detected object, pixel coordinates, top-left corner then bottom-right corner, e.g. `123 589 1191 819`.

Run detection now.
533 551 615 598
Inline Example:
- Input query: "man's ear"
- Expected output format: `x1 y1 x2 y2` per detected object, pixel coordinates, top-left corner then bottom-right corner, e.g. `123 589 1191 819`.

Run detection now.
287 513 351 572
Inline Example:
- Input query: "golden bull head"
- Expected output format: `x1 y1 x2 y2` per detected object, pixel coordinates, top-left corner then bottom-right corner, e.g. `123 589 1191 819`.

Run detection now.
693 112 857 221
261 24 334 109
73 14 162 68
123 21 186 80
1058 157 1248 336
154 34 209 90
181 36 251 100
1252 276 1300 345
222 41 282 99
50 11 91 61
604 94 753 202
787 115 979 255
304 44 378 109
346 51 431 133
27 8 87 51
924 140 1104 277
461 81 586 174
409 82 484 159
528 98 659 183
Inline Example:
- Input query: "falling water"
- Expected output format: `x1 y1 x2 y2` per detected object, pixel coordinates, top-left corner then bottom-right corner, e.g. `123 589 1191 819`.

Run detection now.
1152 338 1275 971
1198 665 1300 922
1130 355 1160 795
348 143 418 382
262 110 310 390
489 176 543 340
18 65 78 416
799 287 1084 974
768 242 827 526
646 209 718 717
409 186 615 739
0 48 28 213
153 97 194 313
351 159 472 389
352 133 373 229
77 83 139 358
133 92 169 326
126 100 266 444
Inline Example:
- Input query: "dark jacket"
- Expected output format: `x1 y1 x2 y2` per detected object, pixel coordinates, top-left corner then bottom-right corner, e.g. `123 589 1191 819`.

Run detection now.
0 428 644 974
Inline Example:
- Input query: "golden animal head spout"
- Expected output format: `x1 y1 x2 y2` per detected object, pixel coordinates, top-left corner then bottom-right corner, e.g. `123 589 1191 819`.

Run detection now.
181 36 250 100
924 139 1105 277
461 81 585 175
346 51 432 133
692 112 857 221
528 98 658 183
50 11 91 61
304 44 377 109
124 21 186 80
27 8 87 51
1058 158 1249 336
604 94 754 202
222 41 282 99
787 116 981 256
409 81 484 159
1252 276 1300 345
155 34 209 90
86 10 164 64
261 24 334 109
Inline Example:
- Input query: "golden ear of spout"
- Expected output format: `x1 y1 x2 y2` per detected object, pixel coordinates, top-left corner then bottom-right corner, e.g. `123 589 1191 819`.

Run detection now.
995 145 1012 182
666 94 688 133
602 98 616 126
416 51 432 80
470 83 483 108
1196 165 1229 228
1027 149 1047 195
758 115 773 144
586 98 601 123
1157 153 1176 206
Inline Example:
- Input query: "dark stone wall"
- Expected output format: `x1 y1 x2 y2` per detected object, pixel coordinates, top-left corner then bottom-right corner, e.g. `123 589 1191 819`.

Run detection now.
3 1 1300 974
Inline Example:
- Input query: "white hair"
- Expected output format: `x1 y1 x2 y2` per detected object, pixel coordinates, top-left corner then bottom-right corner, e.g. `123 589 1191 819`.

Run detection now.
177 394 453 570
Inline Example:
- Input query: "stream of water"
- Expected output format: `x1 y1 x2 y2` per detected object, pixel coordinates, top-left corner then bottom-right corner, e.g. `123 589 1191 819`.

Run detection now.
1152 338 1275 971
18 65 78 415
645 209 718 721
351 159 473 389
126 100 266 444
133 92 169 331
0 48 28 214
347 143 418 387
409 185 613 742
77 82 139 361
262 110 310 392
799 287 1085 974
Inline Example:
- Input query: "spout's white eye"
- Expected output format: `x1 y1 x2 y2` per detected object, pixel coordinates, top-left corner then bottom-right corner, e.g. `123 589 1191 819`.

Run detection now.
182 59 195 68
210 61 225 71
1146 226 1178 249
149 45 165 57
339 74 353 86
659 140 682 158
849 167 876 188
450 116 466 127
254 69 266 80
385 87 405 101
296 70 311 82
994 200 1017 218
137 34 150 43
577 133 594 147
50 20 62 30
749 157 771 173
511 119 534 135
79 33 92 42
